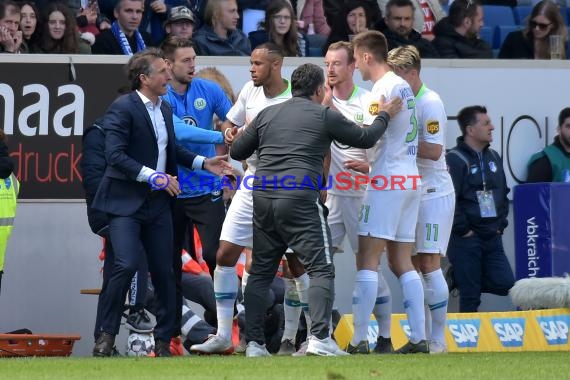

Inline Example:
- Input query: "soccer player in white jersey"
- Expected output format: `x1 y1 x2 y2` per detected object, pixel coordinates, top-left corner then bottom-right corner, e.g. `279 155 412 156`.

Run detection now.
190 42 310 356
349 30 428 354
388 46 454 354
323 41 393 354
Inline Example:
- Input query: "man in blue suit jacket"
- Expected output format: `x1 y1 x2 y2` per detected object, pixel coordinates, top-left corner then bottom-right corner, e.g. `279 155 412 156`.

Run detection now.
92 48 201 357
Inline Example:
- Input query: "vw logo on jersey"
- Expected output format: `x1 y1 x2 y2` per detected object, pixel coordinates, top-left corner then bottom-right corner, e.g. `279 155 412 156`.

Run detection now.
182 116 198 127
194 98 207 110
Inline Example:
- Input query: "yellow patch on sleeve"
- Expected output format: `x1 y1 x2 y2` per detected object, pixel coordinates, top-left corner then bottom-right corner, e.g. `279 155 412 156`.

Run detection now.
427 120 440 134
368 101 379 115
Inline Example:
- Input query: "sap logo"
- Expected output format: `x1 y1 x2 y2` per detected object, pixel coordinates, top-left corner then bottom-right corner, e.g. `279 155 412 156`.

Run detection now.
537 315 570 345
492 318 525 347
447 319 480 348
399 319 411 338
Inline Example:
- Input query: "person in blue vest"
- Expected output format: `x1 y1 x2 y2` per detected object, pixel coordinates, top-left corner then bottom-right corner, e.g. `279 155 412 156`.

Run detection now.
527 107 570 183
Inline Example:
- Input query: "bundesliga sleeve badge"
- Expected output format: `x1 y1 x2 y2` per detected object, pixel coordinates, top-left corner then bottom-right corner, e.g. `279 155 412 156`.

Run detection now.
427 120 440 134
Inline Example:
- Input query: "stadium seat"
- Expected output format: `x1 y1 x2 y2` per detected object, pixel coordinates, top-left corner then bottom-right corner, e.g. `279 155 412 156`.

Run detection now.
482 6 516 28
494 25 521 49
479 26 495 48
513 5 532 25
242 9 265 36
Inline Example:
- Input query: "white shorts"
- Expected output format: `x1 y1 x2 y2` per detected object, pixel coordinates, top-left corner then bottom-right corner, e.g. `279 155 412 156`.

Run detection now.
414 192 455 256
358 189 420 242
325 193 363 252
219 175 254 247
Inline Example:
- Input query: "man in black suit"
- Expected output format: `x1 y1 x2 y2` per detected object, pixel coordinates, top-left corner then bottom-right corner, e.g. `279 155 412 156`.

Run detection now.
91 48 198 357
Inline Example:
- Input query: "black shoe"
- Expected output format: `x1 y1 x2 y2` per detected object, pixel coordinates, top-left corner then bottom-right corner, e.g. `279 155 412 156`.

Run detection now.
125 309 154 333
154 339 172 357
346 340 370 354
373 336 394 354
93 332 115 357
394 340 429 354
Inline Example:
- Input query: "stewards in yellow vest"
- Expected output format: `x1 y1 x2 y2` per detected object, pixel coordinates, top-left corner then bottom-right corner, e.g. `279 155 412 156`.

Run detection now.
0 130 16 293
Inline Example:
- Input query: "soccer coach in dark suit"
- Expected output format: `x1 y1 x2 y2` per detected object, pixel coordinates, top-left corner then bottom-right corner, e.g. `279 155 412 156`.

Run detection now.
92 48 194 357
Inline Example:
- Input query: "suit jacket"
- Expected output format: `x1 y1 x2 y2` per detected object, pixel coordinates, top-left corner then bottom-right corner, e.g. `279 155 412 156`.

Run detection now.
92 91 196 216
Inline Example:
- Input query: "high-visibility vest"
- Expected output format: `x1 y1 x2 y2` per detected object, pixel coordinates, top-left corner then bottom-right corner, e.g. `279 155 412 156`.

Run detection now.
0 173 19 272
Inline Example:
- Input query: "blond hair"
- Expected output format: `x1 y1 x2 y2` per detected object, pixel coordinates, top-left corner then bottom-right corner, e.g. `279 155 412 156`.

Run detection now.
387 45 421 73
195 67 236 103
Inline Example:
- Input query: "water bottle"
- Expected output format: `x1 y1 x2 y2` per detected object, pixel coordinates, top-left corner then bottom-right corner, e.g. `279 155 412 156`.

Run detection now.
307 23 315 35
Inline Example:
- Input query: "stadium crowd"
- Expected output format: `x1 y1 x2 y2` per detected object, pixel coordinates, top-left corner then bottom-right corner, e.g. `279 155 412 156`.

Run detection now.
1 0 569 58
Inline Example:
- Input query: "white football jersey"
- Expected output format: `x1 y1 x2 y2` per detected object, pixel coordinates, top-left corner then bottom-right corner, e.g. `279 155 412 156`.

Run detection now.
329 86 370 197
227 80 291 172
364 71 420 191
415 85 454 199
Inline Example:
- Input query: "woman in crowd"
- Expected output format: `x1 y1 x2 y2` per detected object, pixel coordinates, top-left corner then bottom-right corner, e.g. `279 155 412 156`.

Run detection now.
499 0 567 59
248 0 307 56
322 0 379 54
20 1 41 52
33 2 91 54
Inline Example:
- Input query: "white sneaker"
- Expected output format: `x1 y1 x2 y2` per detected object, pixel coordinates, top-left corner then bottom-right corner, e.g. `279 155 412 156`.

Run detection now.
245 341 271 357
190 335 234 355
429 340 447 354
292 340 309 357
306 336 350 356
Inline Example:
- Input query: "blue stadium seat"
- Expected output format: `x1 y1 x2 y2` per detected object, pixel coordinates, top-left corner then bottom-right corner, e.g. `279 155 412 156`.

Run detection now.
494 25 521 49
513 5 532 25
482 6 516 28
479 26 495 48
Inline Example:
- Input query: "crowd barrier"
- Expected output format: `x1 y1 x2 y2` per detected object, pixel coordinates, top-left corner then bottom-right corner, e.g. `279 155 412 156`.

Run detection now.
334 308 570 352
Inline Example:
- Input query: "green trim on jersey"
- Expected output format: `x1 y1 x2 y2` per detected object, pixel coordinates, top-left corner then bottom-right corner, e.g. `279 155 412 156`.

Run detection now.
278 79 292 97
347 85 359 102
415 83 428 101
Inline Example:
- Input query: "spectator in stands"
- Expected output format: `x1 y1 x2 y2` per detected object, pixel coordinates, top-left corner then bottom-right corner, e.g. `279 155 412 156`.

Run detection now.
297 0 331 37
527 107 570 183
323 0 379 54
378 0 446 41
92 0 152 55
33 3 91 54
163 6 196 43
249 0 307 56
19 2 40 52
382 0 439 57
323 0 383 31
498 0 567 59
192 0 251 56
446 105 514 312
432 0 492 58
0 0 24 53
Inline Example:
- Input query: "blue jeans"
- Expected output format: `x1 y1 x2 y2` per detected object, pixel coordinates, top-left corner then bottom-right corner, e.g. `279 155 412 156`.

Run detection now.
447 233 515 312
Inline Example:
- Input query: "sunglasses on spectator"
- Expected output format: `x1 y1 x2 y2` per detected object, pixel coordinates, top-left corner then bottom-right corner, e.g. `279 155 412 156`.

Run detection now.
530 20 552 31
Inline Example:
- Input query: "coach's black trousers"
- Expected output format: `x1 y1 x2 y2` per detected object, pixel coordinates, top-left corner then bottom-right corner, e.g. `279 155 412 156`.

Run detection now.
245 194 335 344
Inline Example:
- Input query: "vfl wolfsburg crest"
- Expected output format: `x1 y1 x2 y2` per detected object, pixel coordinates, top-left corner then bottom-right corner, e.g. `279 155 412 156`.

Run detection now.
355 112 364 123
194 98 206 110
